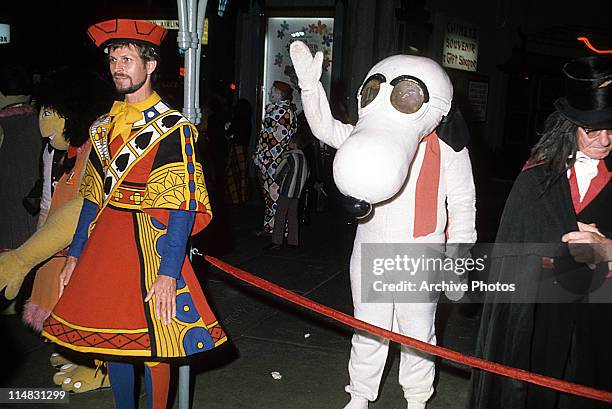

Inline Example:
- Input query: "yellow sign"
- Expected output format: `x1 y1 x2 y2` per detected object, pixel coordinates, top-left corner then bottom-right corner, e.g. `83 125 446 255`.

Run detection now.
202 18 208 45
145 20 179 30
145 19 208 45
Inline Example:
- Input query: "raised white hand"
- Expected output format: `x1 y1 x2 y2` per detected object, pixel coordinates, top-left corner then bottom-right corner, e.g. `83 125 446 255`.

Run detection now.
289 41 324 91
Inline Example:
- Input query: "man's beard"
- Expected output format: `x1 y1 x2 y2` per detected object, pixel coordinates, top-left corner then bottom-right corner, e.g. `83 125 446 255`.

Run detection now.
113 75 147 95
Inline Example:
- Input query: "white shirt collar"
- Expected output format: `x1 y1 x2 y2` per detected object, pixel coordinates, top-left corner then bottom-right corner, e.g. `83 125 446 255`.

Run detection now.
570 151 600 201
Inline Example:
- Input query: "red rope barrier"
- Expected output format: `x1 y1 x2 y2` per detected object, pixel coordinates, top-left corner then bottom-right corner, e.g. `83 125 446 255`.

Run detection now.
205 255 612 404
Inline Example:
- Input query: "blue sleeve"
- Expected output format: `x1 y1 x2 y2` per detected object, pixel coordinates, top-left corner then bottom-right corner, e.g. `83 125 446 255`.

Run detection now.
157 210 195 279
67 199 98 258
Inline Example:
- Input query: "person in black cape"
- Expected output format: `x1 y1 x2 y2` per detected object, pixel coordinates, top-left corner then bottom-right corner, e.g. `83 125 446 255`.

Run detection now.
468 55 612 409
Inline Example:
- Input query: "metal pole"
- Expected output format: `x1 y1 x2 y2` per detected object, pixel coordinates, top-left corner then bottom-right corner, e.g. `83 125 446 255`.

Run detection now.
184 0 198 123
178 363 191 409
177 0 207 406
194 0 208 125
177 3 193 407
177 0 190 120
179 0 199 124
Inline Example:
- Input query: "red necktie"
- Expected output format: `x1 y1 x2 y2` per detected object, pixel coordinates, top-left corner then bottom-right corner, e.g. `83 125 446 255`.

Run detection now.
413 133 441 238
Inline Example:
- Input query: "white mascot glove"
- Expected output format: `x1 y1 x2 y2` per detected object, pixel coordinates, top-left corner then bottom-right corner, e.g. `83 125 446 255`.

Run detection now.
289 41 324 91
443 246 472 302
444 282 465 302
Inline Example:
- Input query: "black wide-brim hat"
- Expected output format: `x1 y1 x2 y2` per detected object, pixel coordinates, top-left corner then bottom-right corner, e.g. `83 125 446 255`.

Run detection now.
554 55 612 129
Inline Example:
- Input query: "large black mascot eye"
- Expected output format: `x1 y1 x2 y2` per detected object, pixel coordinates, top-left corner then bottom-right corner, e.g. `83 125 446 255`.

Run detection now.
360 74 386 108
389 75 429 114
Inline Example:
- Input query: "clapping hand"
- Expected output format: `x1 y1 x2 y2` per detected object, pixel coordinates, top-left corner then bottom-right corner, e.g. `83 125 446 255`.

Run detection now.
561 222 611 267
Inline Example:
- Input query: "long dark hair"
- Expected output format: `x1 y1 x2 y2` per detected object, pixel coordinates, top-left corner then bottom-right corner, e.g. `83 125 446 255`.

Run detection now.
36 68 114 148
528 110 578 190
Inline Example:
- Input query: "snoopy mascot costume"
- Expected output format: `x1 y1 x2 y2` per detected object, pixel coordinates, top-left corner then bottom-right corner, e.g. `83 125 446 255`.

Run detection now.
290 41 476 409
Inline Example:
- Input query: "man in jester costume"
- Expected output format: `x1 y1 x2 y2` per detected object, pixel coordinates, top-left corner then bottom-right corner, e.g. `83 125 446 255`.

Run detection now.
40 19 226 409
290 42 476 409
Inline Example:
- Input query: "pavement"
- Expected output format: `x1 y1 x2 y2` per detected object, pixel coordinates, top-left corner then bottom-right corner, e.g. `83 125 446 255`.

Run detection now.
0 179 508 409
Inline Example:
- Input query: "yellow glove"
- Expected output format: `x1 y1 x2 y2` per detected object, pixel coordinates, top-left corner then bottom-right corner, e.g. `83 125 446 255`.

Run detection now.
0 197 83 300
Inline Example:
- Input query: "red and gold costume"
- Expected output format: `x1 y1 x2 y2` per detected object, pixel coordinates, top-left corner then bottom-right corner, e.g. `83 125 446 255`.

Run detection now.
42 92 226 358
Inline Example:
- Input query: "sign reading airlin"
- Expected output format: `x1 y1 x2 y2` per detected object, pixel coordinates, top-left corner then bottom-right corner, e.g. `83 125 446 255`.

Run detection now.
442 20 478 72
145 19 208 44
0 24 10 44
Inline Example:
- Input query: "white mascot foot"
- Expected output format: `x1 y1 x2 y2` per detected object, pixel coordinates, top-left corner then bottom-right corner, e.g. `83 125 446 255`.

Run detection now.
49 352 72 368
343 396 368 409
52 363 78 385
60 365 110 393
407 401 426 409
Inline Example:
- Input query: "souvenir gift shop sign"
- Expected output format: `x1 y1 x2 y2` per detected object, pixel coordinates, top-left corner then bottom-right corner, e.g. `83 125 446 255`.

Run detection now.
442 20 478 72
0 24 10 44
263 17 334 115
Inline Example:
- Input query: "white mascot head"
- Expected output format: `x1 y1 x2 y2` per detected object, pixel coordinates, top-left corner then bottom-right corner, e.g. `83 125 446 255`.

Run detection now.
334 55 453 207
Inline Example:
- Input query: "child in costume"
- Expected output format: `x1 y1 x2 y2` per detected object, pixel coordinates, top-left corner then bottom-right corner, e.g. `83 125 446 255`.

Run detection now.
42 19 226 409
290 41 476 409
0 68 114 392
269 134 310 249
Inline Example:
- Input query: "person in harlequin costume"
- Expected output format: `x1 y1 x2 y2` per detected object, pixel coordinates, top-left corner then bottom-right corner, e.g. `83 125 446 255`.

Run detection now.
290 42 476 409
40 19 227 409
253 80 298 235
0 68 115 393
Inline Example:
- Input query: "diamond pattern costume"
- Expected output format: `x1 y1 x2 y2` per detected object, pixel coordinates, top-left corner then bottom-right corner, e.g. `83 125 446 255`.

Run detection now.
42 92 226 358
253 99 297 232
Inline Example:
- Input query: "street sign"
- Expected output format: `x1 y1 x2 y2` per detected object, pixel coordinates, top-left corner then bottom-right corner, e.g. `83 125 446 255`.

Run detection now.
145 20 179 30
0 24 10 44
442 20 478 72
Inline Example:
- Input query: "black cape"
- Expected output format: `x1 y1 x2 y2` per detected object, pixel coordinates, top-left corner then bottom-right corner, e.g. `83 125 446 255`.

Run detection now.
467 157 612 409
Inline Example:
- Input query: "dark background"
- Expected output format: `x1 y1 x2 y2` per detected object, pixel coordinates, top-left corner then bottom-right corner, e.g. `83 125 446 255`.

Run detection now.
0 0 244 106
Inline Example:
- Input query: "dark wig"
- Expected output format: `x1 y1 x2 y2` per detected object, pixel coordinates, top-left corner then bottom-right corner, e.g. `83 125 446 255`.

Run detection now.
35 67 115 149
528 110 578 190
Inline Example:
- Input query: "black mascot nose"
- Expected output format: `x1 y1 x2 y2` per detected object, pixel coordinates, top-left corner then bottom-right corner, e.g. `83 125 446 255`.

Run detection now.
342 195 372 220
